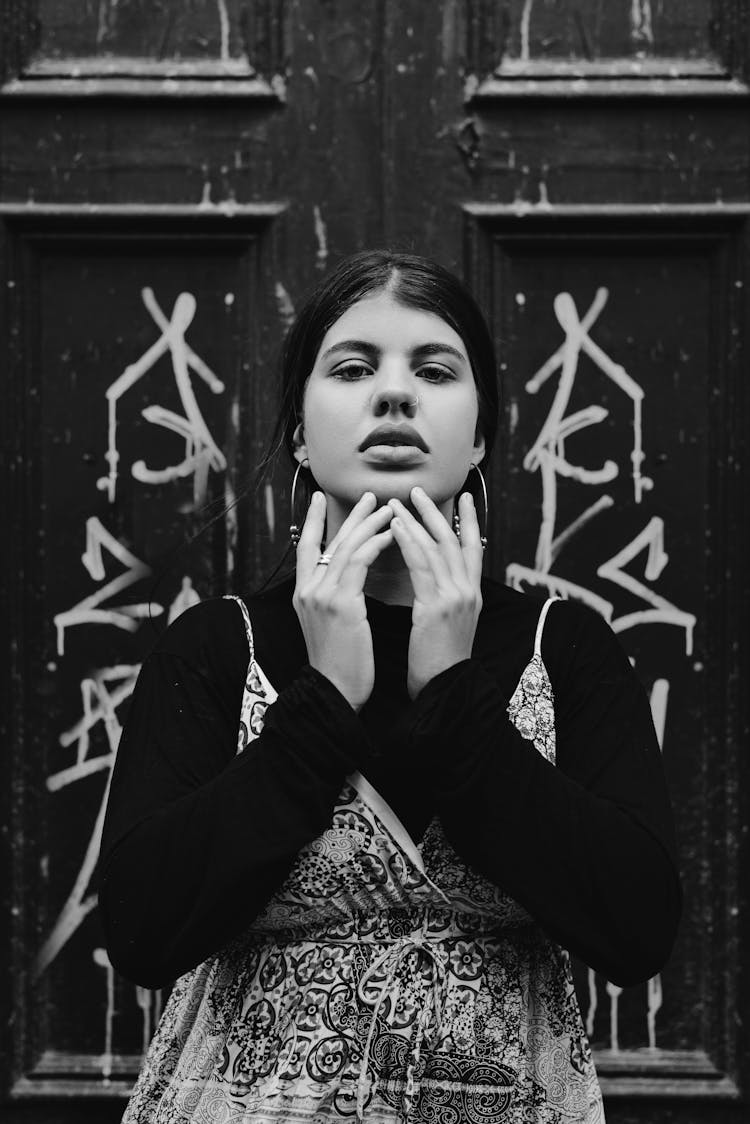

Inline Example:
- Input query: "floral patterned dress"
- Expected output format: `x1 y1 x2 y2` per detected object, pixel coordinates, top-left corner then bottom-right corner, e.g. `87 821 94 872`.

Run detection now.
122 597 605 1124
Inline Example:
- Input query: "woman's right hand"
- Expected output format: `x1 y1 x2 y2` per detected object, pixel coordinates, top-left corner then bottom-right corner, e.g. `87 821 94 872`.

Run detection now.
293 491 394 711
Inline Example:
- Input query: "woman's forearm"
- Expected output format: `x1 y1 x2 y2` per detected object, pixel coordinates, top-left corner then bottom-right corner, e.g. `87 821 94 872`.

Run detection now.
99 662 367 988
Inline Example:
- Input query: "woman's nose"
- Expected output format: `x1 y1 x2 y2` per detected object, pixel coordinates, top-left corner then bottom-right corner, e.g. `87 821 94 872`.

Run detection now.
371 382 419 419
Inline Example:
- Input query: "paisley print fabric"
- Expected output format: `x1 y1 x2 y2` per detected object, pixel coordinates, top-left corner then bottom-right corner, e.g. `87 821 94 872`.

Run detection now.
122 595 605 1123
506 598 557 765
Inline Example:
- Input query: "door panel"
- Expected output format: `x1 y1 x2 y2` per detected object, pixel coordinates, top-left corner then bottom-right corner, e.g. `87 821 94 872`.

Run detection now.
2 208 283 1100
1 2 748 1120
466 209 746 1102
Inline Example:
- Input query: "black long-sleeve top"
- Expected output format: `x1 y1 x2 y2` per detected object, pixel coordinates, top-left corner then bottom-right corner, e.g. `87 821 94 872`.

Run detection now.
98 574 681 991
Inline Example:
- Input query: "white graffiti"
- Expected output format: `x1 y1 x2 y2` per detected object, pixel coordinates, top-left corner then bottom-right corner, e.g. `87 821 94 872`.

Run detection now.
91 947 164 1079
42 286 231 1070
510 288 696 1053
36 665 140 978
649 679 669 751
519 0 534 61
38 659 165 1074
97 288 226 506
93 947 116 1079
523 289 652 571
506 564 614 621
264 481 276 541
168 575 201 623
216 0 230 60
646 974 663 1050
509 288 696 652
53 517 164 656
136 984 164 1056
631 0 654 47
598 517 696 655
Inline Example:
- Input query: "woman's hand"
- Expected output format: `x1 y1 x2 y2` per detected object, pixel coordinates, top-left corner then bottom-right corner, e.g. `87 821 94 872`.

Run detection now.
293 491 394 711
390 487 483 699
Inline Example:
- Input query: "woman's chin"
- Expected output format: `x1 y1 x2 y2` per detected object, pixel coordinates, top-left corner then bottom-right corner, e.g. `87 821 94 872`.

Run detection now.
371 482 419 505
324 478 455 515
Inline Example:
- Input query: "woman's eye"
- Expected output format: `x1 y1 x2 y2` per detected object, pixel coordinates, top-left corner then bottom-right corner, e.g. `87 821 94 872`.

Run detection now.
332 362 372 380
418 365 455 383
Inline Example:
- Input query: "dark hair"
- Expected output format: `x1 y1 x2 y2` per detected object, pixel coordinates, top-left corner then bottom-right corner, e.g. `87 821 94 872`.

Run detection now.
262 249 499 474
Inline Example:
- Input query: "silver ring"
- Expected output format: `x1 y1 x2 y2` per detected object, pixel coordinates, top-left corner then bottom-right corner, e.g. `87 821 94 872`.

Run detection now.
316 553 333 566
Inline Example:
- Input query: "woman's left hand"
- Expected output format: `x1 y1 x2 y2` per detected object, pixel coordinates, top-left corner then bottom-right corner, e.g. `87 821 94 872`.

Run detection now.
389 486 484 699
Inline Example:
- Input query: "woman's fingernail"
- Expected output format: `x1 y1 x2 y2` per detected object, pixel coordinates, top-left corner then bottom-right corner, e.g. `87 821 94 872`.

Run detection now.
392 517 402 529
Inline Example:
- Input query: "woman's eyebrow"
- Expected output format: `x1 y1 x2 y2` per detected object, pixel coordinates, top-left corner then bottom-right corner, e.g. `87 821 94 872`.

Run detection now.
320 339 380 362
319 340 468 363
410 342 467 363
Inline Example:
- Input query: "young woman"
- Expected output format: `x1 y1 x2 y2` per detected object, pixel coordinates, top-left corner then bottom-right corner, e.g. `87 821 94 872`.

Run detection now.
99 250 681 1123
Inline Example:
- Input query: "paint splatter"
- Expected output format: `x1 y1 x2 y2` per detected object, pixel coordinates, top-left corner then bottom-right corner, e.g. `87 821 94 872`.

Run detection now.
520 0 534 61
216 0 230 60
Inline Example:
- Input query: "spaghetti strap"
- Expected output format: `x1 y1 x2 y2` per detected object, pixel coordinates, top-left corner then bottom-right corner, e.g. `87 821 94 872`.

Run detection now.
224 595 279 711
533 597 557 658
223 594 254 662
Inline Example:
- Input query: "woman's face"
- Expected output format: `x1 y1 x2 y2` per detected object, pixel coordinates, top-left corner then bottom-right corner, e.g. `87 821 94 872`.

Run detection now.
295 290 485 531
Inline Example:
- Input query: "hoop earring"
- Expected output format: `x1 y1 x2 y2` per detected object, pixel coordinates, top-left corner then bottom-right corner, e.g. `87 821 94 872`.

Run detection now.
453 463 489 549
289 462 305 546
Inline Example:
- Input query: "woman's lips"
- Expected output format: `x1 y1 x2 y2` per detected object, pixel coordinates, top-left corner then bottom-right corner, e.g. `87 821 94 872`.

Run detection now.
360 443 427 466
359 425 429 453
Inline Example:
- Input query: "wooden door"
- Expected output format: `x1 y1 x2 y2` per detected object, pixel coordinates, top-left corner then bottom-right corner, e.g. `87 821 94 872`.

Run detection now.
1 3 748 1121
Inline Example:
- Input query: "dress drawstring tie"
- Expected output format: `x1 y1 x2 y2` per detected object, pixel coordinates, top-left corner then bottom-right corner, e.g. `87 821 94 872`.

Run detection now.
355 934 447 1122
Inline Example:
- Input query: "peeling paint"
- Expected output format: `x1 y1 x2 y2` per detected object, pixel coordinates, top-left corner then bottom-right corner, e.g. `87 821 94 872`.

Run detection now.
441 0 457 66
454 117 481 172
275 282 296 329
271 74 287 102
313 205 328 271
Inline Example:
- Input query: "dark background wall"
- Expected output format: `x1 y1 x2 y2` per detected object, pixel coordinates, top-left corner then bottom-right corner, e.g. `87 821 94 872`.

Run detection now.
1 2 749 1120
